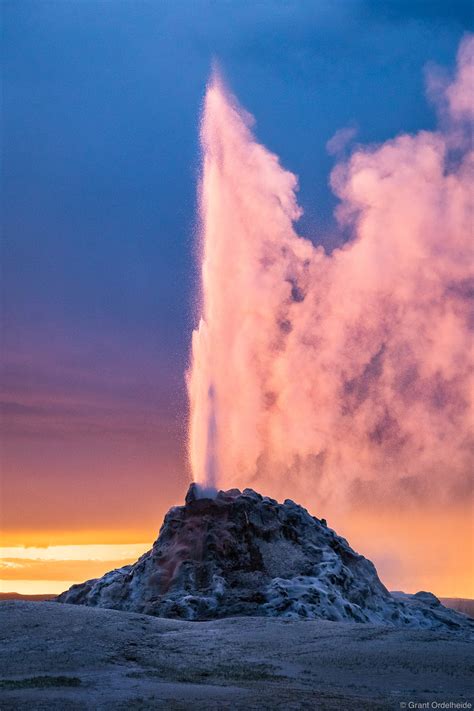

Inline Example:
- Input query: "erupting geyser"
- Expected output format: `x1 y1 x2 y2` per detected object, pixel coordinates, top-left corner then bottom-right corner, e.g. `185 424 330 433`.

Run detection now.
187 40 474 512
187 68 313 491
57 40 474 618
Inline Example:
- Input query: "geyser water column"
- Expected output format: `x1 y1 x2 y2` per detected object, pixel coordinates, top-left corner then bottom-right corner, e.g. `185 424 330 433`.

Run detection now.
186 70 311 490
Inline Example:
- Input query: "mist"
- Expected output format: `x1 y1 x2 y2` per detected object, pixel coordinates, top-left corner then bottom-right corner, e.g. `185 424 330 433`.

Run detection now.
187 36 473 514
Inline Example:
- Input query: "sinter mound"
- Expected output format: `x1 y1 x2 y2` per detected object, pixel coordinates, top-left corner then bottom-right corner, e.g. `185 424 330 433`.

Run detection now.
57 485 472 633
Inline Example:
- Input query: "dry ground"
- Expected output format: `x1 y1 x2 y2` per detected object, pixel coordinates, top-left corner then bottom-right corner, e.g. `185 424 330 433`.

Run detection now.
0 601 472 710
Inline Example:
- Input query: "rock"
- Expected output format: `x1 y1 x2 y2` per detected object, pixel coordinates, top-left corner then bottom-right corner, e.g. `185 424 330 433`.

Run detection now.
412 591 441 606
184 482 199 504
57 486 473 634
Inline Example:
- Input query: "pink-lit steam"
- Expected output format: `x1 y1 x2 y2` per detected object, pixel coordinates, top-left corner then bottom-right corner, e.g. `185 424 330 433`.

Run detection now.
187 37 474 511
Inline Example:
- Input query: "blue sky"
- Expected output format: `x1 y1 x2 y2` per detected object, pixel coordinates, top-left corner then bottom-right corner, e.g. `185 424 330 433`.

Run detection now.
2 1 472 539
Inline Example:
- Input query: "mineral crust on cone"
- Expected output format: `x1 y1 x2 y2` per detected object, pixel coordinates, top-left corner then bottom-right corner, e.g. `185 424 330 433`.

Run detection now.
57 486 472 634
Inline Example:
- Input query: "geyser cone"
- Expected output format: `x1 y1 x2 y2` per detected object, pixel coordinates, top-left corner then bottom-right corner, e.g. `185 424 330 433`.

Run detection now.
57 486 472 634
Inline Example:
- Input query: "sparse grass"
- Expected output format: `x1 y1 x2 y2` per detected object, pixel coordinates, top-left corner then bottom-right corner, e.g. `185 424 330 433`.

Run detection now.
213 662 284 682
0 675 81 690
126 662 283 685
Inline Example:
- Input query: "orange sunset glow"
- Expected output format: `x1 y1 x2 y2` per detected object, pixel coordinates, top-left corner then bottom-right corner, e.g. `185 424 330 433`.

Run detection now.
2 505 472 598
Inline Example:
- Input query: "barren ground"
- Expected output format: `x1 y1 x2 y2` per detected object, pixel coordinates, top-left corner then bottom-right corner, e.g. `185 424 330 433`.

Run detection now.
1 601 472 710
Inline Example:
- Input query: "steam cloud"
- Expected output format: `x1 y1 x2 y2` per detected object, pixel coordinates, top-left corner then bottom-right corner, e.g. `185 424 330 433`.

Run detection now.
187 37 473 511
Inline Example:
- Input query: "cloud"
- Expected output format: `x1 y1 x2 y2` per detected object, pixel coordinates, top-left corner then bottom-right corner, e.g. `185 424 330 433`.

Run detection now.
0 558 136 581
326 126 358 156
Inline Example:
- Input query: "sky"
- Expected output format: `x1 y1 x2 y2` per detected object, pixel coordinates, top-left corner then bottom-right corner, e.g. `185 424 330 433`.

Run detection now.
1 1 473 596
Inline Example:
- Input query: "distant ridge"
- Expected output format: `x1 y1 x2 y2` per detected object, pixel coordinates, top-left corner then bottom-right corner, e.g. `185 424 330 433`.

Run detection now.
0 593 56 601
440 598 474 619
